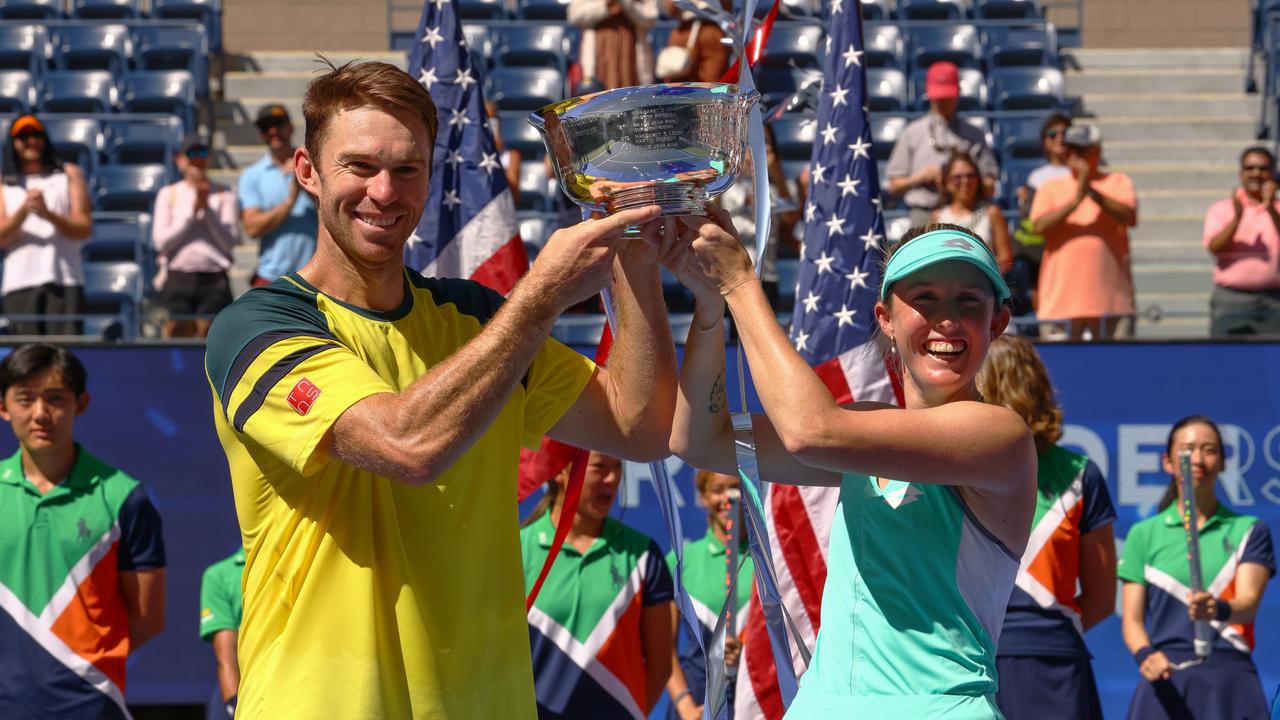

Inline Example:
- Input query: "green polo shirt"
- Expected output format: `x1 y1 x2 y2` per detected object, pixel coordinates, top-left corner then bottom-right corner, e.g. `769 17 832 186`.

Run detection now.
199 548 246 641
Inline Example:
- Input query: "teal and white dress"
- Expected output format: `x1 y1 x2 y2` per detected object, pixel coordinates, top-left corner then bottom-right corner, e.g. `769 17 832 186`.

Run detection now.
786 474 1020 719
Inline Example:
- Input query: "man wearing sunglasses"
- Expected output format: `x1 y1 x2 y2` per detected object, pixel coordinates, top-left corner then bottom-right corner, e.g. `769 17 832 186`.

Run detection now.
1203 146 1280 337
238 104 318 287
151 135 241 337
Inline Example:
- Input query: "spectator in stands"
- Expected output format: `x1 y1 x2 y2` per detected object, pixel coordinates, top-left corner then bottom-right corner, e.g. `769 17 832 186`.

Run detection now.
665 469 752 720
199 546 244 720
238 104 317 286
521 451 674 718
1025 113 1073 196
1202 146 1280 337
0 114 93 336
486 100 522 206
0 343 166 719
1030 123 1137 341
886 62 999 227
657 0 730 83
152 134 240 338
1011 114 1072 322
568 0 658 90
932 152 1014 272
1120 415 1274 720
978 335 1116 720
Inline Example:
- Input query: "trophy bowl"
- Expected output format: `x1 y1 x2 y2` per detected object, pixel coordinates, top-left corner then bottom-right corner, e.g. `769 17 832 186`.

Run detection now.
529 83 760 218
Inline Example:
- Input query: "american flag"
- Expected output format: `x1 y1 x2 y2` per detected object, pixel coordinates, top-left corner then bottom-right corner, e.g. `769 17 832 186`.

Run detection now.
405 0 527 293
736 1 899 717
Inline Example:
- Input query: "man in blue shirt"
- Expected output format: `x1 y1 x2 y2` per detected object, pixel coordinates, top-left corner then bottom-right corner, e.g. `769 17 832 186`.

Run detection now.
237 104 318 286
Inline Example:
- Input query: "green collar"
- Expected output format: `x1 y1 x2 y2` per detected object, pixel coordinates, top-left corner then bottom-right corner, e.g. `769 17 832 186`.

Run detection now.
0 444 101 497
1159 498 1234 531
534 512 618 558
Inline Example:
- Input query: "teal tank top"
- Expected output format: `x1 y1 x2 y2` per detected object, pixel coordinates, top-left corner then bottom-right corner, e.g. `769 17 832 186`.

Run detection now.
786 474 1019 719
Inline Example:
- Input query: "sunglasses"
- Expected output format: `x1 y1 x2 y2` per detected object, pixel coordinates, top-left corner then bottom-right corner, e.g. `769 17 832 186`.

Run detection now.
1044 128 1066 139
948 173 978 182
1242 164 1272 172
258 120 289 132
185 147 210 159
12 131 41 141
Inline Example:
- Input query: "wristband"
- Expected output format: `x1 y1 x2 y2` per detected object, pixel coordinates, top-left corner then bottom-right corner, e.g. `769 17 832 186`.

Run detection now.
1133 646 1154 666
1215 599 1232 623
224 695 237 719
671 688 692 706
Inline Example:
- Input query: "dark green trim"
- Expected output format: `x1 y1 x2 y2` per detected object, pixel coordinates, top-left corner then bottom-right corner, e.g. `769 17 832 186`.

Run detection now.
232 343 337 433
286 271 415 323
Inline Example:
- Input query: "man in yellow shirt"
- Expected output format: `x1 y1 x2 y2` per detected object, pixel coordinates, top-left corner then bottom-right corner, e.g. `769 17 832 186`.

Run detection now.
204 60 677 718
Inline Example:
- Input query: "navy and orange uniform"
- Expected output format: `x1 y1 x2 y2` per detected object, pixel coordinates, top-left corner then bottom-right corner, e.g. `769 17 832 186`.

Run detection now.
1119 502 1275 720
204 270 596 719
995 445 1115 719
0 446 166 719
521 512 675 719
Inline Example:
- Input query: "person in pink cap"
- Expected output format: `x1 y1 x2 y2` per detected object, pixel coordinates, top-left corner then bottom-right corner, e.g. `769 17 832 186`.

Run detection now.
886 61 999 227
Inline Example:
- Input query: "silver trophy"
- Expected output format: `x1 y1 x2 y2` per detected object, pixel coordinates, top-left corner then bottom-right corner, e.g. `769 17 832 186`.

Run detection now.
529 82 759 218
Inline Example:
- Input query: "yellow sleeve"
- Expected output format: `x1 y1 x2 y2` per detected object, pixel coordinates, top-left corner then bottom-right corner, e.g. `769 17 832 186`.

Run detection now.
221 335 394 476
520 337 596 449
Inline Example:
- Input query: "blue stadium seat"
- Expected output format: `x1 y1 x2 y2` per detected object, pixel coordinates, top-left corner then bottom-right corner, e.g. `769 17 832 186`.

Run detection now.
518 211 553 257
760 22 824 69
769 115 817 162
40 70 117 113
498 110 546 158
995 111 1051 160
458 0 506 19
0 0 62 20
910 66 986 111
93 163 168 211
908 24 981 70
84 211 147 265
486 66 563 111
71 0 139 18
778 0 818 18
43 115 102 171
871 113 908 160
461 22 492 69
860 0 891 19
51 23 132 75
517 0 567 20
866 67 908 112
83 260 141 340
150 0 220 51
982 24 1056 67
104 113 183 164
649 21 676 54
0 70 37 114
757 66 822 108
492 24 569 68
960 113 992 147
999 156 1040 207
516 159 552 211
989 66 1064 111
897 0 966 20
0 24 51 76
132 24 207 96
122 70 196 131
864 23 905 69
972 0 1040 19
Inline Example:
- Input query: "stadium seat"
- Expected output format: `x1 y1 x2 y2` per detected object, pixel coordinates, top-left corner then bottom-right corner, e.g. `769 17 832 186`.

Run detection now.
866 67 908 112
40 70 118 113
864 23 905 69
860 0 891 21
769 115 817 162
498 110 547 158
486 66 563 111
516 0 568 20
897 0 966 21
972 0 1040 19
0 70 37 114
458 0 507 20
518 212 553 256
43 115 102 171
104 113 183 164
150 0 220 51
92 163 168 211
775 258 798 309
122 70 196 131
492 24 569 69
0 24 51 76
999 157 1040 207
757 66 823 108
760 22 824 69
51 23 132 75
995 112 1050 160
84 211 147 264
982 24 1056 67
778 0 818 18
871 113 908 160
83 260 141 340
516 159 553 211
911 66 986 111
989 66 1064 111
71 0 140 18
0 0 61 20
884 211 912 244
908 24 982 70
960 113 993 148
461 23 492 69
649 21 676 55
132 24 206 78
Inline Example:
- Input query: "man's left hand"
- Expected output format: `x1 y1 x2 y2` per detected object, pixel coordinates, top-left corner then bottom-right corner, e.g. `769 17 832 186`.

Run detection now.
1263 180 1277 207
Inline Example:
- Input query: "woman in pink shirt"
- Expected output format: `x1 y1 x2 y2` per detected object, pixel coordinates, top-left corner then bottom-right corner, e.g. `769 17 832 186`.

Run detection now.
1202 146 1280 337
152 135 240 338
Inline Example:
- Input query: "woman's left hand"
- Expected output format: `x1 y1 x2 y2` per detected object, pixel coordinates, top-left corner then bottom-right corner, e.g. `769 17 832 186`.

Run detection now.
681 205 756 297
1187 591 1219 622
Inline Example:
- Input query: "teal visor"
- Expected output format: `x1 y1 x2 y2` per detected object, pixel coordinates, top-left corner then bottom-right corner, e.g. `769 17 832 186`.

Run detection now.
879 229 1011 303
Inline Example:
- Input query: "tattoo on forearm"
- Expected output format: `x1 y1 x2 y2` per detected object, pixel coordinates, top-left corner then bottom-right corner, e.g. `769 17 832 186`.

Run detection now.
708 371 725 414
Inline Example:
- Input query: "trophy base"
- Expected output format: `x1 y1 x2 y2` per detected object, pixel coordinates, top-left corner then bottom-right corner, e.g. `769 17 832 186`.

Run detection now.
605 182 709 217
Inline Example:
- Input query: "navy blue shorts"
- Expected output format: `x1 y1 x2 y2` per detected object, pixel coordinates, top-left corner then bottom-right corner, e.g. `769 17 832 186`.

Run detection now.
1126 648 1268 720
995 654 1103 720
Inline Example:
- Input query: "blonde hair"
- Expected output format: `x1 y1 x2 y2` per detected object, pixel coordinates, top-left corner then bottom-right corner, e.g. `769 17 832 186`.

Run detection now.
976 335 1062 453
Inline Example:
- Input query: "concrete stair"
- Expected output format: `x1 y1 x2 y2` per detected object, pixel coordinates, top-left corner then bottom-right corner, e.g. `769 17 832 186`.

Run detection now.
1067 47 1262 338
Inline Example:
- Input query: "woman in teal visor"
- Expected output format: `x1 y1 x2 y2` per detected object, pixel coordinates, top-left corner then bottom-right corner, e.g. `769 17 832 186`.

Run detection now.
666 216 1036 719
